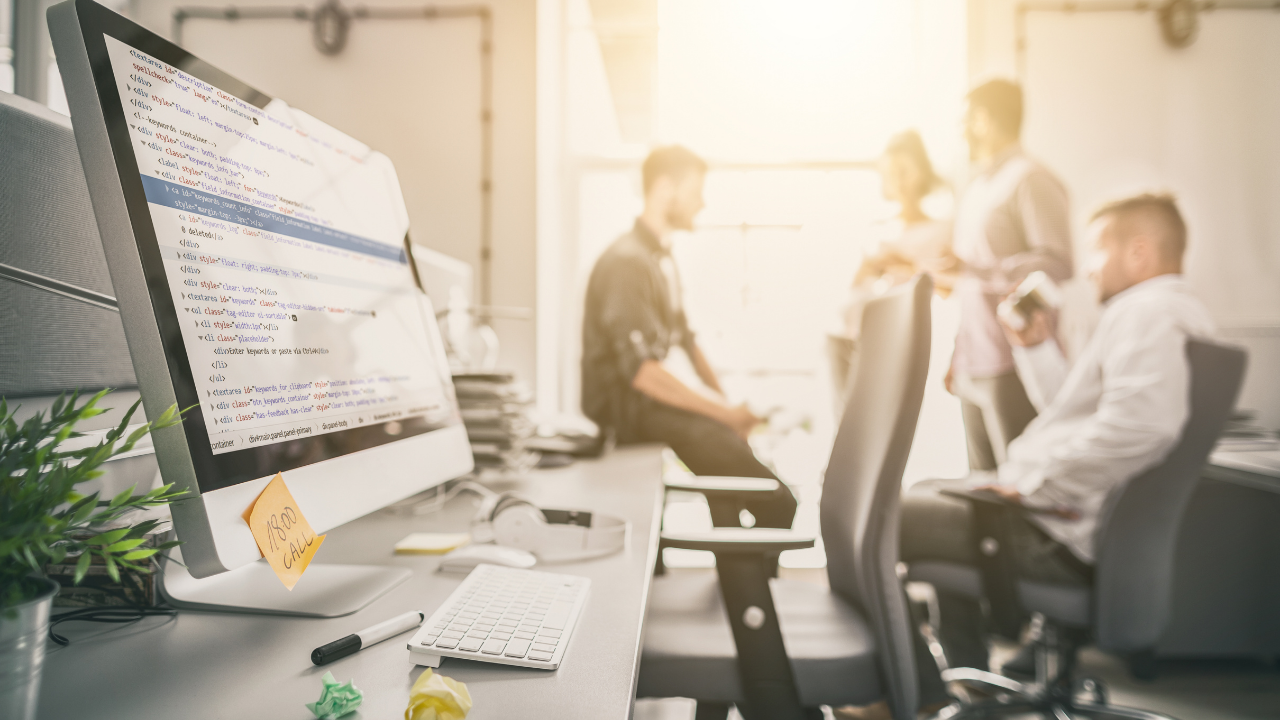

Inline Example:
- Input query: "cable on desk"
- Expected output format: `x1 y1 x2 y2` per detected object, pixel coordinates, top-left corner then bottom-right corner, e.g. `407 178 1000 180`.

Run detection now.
48 606 178 646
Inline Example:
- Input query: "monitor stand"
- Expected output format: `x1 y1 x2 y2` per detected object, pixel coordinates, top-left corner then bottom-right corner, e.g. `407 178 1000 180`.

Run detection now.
159 547 411 618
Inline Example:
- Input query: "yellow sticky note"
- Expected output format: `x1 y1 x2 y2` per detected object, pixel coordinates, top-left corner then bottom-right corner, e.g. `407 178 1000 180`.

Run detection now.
405 668 471 720
244 473 325 590
394 533 471 555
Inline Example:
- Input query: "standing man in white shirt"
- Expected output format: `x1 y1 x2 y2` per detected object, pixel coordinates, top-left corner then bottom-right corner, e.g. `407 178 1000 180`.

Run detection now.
948 79 1074 471
888 194 1215 714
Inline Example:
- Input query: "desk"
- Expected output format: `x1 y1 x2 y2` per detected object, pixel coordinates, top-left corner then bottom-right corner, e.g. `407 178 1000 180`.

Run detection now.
36 445 665 720
1202 447 1280 494
1158 447 1280 658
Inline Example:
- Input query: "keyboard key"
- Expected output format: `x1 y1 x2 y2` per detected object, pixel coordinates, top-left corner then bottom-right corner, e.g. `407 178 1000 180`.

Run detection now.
473 623 495 632
538 629 562 639
504 639 531 658
542 602 573 630
435 637 459 649
466 629 488 639
514 631 536 640
481 640 506 655
419 636 438 647
458 637 484 652
532 642 556 653
448 623 470 632
491 631 512 641
441 630 465 640
528 650 553 662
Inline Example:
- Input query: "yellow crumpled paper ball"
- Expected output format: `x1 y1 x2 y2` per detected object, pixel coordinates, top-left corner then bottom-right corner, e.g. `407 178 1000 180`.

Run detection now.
405 668 472 720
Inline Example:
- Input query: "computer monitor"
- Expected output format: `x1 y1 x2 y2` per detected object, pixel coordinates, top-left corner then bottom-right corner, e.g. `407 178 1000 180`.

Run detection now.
49 0 473 612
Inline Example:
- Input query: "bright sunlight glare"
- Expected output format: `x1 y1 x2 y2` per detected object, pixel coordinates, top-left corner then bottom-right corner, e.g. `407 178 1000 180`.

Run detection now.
657 0 941 161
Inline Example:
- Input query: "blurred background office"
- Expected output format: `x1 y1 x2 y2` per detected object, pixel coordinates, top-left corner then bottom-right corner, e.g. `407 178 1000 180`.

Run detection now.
4 0 1280 714
5 0 1279 558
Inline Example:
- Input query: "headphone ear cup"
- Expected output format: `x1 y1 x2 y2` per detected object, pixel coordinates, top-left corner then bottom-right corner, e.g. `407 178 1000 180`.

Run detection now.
492 502 547 552
490 493 532 521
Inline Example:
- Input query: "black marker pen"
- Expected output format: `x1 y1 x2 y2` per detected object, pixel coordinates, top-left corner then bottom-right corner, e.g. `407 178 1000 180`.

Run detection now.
312 610 424 665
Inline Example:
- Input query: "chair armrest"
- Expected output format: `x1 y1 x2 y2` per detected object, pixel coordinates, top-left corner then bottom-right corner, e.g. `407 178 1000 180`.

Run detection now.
659 528 815 554
665 475 780 497
671 528 814 717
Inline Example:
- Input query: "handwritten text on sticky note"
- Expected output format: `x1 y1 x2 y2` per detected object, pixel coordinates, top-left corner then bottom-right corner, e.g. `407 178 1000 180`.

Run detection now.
245 473 325 590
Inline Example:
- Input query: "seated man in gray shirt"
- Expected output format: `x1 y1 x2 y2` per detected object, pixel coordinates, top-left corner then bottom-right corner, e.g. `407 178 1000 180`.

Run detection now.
839 194 1215 719
580 146 797 528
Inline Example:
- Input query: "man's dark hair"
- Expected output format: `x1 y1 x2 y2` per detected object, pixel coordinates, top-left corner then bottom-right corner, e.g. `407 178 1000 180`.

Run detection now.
642 145 707 194
1091 192 1188 265
967 79 1024 138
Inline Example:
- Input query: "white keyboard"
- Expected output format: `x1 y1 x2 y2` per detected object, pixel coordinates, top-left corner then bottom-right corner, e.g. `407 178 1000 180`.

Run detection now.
408 564 590 670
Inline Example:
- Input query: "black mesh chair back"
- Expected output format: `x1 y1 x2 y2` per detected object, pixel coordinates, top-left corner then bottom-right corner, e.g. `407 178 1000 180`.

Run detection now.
820 273 932 719
1092 339 1246 653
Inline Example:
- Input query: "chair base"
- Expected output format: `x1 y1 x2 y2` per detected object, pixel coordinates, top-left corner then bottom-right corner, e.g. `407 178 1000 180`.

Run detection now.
932 668 1178 720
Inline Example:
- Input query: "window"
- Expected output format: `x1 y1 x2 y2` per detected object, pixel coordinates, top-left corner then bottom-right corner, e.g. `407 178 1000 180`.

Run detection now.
551 0 971 566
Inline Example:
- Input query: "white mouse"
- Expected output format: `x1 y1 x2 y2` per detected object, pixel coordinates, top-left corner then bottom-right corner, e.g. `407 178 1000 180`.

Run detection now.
438 544 537 573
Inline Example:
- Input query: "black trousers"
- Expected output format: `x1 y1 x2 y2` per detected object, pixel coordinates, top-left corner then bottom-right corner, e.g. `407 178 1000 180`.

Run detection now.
901 478 1092 705
621 401 798 529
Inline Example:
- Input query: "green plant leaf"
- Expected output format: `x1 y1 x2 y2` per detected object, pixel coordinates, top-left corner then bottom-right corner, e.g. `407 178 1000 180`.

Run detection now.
73 552 93 584
106 538 146 552
127 520 162 538
103 554 120 583
109 485 138 508
86 527 130 546
21 545 39 572
121 548 158 561
70 494 100 525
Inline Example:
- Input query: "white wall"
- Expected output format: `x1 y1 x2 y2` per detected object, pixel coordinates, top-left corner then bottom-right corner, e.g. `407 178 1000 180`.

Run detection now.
1022 9 1280 327
126 0 538 384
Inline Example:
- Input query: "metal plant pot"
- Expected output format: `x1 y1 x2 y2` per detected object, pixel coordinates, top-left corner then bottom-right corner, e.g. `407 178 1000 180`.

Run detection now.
0 578 59 720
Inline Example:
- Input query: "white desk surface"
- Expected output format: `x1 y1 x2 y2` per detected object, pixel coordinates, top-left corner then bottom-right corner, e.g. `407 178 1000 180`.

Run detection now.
1206 445 1280 494
36 445 665 720
1209 447 1280 477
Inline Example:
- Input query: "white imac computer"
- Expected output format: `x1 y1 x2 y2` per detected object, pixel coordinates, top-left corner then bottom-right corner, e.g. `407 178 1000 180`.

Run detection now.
49 0 474 616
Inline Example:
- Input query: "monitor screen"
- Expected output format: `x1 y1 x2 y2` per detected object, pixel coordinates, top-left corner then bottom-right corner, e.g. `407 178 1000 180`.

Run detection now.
97 34 459 492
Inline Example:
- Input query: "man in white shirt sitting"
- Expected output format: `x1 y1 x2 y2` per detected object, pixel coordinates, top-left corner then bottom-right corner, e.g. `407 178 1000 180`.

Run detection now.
894 193 1216 712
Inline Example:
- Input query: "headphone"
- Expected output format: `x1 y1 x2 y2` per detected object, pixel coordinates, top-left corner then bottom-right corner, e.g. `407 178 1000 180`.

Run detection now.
475 492 629 563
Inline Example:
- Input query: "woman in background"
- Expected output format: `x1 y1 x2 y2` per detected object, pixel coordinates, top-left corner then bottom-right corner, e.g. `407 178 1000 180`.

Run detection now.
829 130 956 409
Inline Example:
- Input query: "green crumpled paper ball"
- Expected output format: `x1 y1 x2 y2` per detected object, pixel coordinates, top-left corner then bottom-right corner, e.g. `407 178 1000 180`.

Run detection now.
306 671 364 719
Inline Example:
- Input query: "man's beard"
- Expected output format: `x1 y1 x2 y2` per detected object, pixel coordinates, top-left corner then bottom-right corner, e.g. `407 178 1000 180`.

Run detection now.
666 206 695 231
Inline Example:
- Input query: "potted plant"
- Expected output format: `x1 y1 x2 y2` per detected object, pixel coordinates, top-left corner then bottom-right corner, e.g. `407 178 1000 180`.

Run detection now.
0 390 186 720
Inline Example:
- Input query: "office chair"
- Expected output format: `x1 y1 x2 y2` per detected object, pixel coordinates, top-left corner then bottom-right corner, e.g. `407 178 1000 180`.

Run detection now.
638 274 933 720
909 338 1246 720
